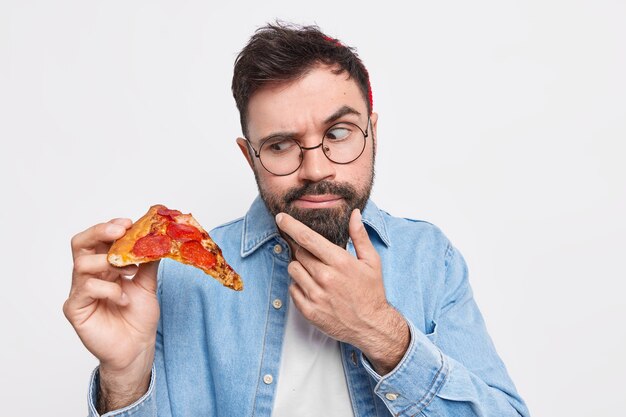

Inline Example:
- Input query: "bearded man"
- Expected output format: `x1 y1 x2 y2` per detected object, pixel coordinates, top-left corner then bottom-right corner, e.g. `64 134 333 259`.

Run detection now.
64 23 529 417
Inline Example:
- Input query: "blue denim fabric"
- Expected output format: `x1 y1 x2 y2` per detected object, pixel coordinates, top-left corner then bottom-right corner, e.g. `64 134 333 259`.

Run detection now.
88 196 529 417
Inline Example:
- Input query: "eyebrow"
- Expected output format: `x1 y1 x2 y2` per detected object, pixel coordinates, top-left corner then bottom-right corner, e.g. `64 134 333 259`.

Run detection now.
254 105 363 145
323 105 362 124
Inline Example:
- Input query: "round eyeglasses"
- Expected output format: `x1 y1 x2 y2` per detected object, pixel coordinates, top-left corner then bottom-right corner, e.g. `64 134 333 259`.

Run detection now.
246 118 370 176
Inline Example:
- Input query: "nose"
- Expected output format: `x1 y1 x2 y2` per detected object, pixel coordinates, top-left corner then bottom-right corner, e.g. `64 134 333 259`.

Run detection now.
297 141 336 183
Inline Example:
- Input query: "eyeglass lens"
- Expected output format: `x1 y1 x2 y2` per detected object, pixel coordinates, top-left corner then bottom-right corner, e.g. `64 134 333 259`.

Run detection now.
258 122 367 176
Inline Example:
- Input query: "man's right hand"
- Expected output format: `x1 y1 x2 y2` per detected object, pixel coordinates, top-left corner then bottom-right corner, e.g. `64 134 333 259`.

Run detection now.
63 218 160 412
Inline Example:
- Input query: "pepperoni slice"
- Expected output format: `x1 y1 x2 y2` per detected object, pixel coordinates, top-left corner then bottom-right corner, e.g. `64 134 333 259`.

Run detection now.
157 207 182 219
132 234 172 258
166 222 203 242
180 241 216 270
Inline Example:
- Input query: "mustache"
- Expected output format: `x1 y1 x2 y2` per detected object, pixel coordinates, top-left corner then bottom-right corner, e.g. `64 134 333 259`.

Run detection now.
283 181 357 205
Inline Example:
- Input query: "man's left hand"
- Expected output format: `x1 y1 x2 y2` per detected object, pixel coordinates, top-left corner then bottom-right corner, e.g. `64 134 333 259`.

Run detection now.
275 209 410 375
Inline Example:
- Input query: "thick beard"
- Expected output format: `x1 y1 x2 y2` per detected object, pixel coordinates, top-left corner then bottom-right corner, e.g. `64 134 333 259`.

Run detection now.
257 175 374 248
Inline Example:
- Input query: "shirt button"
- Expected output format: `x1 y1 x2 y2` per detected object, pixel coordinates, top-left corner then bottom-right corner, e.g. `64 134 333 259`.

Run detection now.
350 351 358 366
272 299 283 309
263 374 273 384
385 393 399 401
273 244 282 254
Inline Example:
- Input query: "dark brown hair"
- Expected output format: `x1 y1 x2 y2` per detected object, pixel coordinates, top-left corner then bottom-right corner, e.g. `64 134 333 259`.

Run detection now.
232 22 372 137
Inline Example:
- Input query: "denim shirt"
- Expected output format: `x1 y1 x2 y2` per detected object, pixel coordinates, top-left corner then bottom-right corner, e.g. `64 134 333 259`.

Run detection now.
88 196 529 417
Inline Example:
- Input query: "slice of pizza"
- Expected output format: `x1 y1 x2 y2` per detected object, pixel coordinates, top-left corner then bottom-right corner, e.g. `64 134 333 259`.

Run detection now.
108 205 243 291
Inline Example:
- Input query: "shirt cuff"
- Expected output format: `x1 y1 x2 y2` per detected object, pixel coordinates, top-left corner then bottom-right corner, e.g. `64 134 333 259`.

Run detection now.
87 364 157 417
360 319 449 416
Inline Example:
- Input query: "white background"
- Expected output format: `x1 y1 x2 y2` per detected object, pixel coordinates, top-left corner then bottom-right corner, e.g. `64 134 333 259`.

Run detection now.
1 1 624 416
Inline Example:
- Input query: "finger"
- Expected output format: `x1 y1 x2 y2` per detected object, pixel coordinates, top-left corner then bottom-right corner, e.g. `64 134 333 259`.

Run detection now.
73 254 138 282
71 219 132 260
293 245 324 277
289 283 314 319
288 260 322 299
348 209 379 267
110 218 133 228
66 278 128 313
275 213 338 265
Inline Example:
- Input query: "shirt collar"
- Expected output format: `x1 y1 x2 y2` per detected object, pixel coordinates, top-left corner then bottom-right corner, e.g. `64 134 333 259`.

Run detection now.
241 195 391 257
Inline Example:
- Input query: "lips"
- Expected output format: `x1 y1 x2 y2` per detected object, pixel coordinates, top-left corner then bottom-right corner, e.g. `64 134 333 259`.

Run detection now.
283 181 357 210
299 194 342 202
293 194 343 209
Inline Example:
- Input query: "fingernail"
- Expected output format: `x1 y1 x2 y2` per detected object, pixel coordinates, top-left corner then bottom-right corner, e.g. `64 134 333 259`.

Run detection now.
122 265 138 273
120 292 129 305
122 269 137 279
355 209 362 222
275 213 284 224
107 224 124 234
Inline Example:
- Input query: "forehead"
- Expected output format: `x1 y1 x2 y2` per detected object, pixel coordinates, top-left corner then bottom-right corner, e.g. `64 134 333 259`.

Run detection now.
246 65 367 138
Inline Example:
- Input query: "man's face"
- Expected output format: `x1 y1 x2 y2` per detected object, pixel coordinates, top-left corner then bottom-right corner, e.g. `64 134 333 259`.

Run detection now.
237 64 378 248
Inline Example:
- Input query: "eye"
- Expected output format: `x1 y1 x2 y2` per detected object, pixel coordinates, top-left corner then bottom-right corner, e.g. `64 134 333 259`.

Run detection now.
325 125 352 142
263 137 297 154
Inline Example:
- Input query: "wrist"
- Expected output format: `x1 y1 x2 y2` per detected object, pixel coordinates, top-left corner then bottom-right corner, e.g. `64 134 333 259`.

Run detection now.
97 351 154 413
358 306 410 375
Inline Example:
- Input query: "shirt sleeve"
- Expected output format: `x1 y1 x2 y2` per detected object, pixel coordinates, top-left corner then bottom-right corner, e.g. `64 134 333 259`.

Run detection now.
360 244 530 417
86 365 157 417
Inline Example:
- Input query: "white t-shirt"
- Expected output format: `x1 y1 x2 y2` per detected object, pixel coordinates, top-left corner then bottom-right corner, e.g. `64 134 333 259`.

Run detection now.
272 297 355 417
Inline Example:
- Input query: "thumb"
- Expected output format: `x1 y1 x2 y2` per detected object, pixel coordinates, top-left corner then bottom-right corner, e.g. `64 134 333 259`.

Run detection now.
349 209 378 265
133 260 160 294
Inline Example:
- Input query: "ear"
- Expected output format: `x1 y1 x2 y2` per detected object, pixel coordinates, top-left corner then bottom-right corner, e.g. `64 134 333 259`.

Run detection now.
236 137 255 170
369 112 379 153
